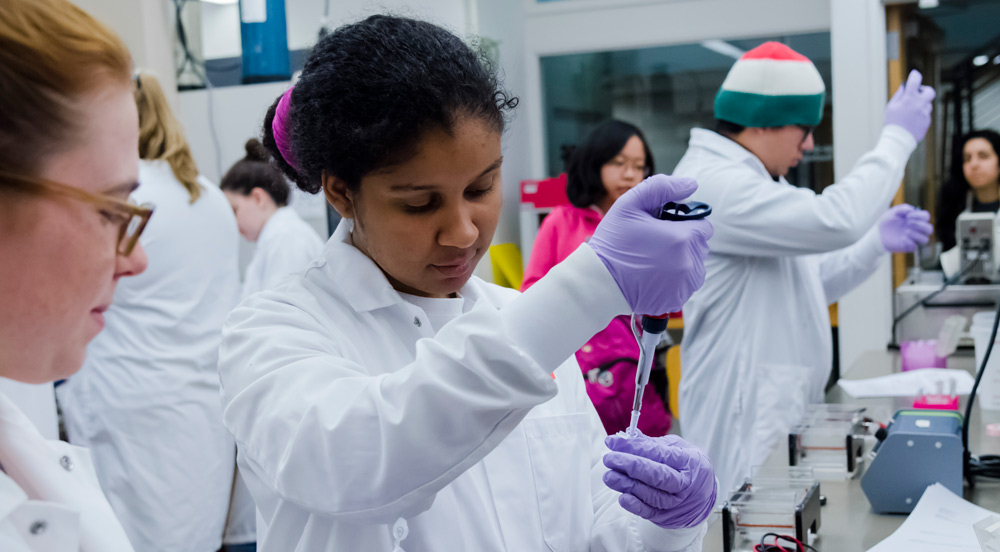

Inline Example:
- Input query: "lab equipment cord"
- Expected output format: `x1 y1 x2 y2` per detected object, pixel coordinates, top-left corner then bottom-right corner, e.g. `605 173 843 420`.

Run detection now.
753 533 817 552
963 285 1000 484
890 245 986 344
969 455 1000 479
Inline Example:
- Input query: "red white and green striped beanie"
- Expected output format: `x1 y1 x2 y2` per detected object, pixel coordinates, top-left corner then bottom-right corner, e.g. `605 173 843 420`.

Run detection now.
714 42 825 128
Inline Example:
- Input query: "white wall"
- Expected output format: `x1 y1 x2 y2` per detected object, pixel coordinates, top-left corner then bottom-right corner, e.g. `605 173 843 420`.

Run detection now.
71 0 179 106
830 0 892 374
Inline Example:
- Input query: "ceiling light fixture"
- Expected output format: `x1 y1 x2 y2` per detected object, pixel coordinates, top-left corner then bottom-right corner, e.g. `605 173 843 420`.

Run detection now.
973 55 989 67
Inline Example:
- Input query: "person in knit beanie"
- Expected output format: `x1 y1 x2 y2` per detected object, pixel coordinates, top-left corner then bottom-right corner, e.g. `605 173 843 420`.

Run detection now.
671 41 936 502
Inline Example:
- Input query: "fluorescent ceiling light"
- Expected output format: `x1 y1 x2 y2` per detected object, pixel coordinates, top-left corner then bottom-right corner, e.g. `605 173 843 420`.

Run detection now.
994 55 1000 65
918 0 939 8
200 0 238 4
973 55 989 67
701 40 745 60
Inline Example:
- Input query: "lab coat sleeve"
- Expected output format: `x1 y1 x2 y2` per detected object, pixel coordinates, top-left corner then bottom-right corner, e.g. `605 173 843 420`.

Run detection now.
816 225 887 304
572 364 707 552
707 125 916 257
220 244 629 524
520 211 562 291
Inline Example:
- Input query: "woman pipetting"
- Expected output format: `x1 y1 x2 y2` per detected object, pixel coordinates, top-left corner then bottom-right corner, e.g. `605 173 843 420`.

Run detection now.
0 0 149 549
522 119 672 437
221 139 324 300
219 15 716 551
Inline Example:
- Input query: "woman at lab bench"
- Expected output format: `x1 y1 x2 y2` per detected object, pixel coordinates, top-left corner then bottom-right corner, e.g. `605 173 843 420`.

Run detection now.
220 15 717 552
221 138 324 300
56 72 241 552
0 0 148 549
937 129 1000 251
522 119 671 437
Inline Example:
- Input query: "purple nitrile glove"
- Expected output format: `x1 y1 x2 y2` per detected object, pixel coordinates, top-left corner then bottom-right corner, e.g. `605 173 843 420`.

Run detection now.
879 204 933 253
884 69 936 143
603 431 717 529
588 175 713 316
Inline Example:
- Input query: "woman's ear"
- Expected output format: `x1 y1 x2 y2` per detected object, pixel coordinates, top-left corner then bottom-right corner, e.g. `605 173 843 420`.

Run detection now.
249 187 270 206
323 171 355 219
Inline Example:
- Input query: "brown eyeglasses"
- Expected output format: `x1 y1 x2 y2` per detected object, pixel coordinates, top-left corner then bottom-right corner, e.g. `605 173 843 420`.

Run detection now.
0 170 153 256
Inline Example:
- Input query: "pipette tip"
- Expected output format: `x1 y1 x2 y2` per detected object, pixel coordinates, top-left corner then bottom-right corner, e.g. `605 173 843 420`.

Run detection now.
626 411 640 438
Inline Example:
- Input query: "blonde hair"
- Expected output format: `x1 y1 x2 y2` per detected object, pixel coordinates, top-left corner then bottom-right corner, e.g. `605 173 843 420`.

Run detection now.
0 0 132 175
134 72 202 203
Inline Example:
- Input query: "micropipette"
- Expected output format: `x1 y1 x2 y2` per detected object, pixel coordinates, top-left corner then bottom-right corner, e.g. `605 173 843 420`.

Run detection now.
626 201 712 437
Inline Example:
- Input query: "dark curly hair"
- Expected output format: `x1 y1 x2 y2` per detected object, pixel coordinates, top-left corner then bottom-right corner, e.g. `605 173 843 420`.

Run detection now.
220 138 290 206
937 129 1000 251
262 14 518 194
564 119 654 209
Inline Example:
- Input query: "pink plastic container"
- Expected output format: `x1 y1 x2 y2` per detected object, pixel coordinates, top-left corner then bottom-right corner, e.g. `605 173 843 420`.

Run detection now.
899 339 947 372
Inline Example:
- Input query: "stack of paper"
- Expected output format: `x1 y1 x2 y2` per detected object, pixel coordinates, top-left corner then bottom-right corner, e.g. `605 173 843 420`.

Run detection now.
838 368 975 398
867 483 998 551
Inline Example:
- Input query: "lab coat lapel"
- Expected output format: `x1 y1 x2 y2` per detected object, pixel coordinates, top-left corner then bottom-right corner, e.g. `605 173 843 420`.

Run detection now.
324 221 402 313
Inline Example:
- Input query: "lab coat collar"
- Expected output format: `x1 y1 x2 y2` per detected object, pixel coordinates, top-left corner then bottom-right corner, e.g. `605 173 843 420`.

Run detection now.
325 220 488 314
688 128 774 180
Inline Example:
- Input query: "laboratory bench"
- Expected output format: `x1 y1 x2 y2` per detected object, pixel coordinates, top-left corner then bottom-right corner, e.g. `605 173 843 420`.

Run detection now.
700 349 1000 551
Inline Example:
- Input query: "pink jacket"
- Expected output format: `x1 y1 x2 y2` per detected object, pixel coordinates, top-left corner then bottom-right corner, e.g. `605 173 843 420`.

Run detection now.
522 204 671 436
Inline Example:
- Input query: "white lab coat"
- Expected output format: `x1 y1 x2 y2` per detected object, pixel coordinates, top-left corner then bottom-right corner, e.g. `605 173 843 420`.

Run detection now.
0 392 133 552
673 126 917 500
241 207 325 300
219 220 708 552
56 160 241 551
224 206 323 545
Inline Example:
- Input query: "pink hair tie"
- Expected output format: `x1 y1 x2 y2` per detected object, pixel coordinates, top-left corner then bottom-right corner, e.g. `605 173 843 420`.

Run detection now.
272 86 299 171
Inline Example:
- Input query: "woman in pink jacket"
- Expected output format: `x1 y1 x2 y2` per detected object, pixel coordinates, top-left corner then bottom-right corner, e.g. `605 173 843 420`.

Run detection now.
522 119 671 436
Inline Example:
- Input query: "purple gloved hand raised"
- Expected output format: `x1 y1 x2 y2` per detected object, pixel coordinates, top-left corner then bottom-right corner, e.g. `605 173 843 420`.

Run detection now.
879 204 932 253
588 175 713 316
884 69 936 143
603 431 717 530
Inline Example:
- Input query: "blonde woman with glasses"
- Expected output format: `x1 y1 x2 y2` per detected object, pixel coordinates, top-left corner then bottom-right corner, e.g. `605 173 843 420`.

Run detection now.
56 72 241 552
0 0 149 549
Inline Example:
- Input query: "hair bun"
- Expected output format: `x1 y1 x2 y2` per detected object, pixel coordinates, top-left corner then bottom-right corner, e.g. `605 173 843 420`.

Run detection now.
244 138 271 162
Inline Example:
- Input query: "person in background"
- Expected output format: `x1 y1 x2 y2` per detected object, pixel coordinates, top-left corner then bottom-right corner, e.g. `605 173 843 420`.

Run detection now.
936 129 1000 252
221 138 325 300
522 119 671 437
55 72 241 552
0 0 148 549
673 42 936 501
219 15 717 551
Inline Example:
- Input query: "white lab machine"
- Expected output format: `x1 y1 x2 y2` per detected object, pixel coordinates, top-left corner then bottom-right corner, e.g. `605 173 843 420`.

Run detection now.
956 211 1000 283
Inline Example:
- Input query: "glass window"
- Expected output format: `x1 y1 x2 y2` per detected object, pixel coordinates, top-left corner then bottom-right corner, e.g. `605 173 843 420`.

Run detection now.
540 32 833 192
